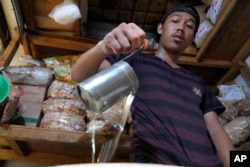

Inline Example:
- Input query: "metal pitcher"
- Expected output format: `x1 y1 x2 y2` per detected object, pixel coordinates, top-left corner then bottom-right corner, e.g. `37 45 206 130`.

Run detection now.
77 45 144 113
77 60 139 113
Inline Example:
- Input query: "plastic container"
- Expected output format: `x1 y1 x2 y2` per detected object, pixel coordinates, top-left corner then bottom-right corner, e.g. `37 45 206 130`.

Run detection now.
0 74 11 103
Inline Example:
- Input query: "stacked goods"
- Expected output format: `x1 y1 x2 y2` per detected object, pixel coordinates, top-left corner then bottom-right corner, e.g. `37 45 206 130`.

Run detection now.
206 0 229 24
194 0 230 47
40 80 87 132
194 19 213 48
40 55 127 134
0 67 53 126
217 84 250 148
1 55 129 135
40 79 127 134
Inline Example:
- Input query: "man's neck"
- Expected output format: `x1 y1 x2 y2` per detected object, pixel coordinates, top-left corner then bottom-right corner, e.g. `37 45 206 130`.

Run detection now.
155 48 181 68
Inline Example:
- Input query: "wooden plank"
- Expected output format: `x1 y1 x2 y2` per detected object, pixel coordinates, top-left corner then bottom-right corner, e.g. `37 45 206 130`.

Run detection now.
217 37 250 85
0 148 89 165
19 0 36 30
7 126 111 144
2 125 131 163
35 16 76 31
178 56 232 68
216 65 240 85
198 1 250 61
21 32 97 60
0 31 20 67
239 61 250 87
19 0 81 36
0 137 9 146
196 0 238 61
28 34 96 53
6 139 28 156
232 38 250 64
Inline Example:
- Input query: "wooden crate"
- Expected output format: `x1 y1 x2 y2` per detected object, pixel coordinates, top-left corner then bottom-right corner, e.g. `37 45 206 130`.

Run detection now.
0 30 131 165
18 0 84 37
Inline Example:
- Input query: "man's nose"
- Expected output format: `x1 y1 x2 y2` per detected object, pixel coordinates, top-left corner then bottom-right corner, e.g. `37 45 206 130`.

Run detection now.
177 23 185 32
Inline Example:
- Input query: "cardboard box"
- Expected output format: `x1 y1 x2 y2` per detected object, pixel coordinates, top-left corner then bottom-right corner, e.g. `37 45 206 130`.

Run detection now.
13 84 47 127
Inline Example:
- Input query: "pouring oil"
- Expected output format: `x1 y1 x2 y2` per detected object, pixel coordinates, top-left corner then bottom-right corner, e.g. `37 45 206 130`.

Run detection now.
97 93 135 162
91 116 96 163
88 93 134 163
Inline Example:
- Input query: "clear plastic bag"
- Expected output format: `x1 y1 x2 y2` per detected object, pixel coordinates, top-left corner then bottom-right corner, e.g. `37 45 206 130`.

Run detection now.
39 111 85 132
47 80 80 99
42 98 86 116
19 55 45 67
4 66 54 86
43 55 79 84
224 116 250 146
48 0 81 25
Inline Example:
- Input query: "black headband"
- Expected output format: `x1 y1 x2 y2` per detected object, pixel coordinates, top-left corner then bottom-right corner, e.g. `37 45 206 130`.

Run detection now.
154 4 200 43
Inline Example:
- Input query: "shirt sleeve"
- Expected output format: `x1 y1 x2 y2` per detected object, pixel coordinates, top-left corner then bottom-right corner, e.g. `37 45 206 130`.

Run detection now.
106 54 127 64
201 80 225 115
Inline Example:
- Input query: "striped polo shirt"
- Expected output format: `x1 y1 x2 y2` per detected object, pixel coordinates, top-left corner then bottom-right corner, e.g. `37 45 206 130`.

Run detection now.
107 53 225 167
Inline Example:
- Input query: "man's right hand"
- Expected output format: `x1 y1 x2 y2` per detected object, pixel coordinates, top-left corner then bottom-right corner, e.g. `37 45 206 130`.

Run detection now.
99 22 146 56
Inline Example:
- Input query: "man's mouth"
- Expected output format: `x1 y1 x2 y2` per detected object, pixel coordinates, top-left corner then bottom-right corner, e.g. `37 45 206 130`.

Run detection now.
172 33 184 42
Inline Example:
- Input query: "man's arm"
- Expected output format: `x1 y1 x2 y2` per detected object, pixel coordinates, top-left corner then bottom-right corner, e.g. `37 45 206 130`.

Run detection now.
71 23 146 83
204 111 235 167
71 41 111 82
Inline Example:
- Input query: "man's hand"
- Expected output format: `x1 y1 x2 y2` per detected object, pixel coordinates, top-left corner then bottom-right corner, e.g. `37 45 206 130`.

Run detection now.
100 22 146 55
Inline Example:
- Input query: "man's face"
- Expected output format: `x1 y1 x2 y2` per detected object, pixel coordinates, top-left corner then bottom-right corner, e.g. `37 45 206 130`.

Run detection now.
157 11 196 53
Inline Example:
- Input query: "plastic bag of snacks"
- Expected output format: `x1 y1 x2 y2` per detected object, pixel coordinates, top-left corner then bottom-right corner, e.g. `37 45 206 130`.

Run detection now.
224 116 250 146
47 80 80 99
40 111 85 132
42 98 86 116
43 55 79 84
4 66 54 86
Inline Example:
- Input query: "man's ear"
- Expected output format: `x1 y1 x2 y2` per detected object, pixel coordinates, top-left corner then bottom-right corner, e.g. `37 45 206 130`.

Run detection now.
157 23 163 35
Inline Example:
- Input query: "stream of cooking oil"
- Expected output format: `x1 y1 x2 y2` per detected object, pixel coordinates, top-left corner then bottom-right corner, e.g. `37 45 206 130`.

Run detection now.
91 122 96 163
90 93 135 163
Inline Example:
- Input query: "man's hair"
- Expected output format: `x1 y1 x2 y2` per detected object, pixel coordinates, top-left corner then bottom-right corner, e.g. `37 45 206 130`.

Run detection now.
154 4 200 43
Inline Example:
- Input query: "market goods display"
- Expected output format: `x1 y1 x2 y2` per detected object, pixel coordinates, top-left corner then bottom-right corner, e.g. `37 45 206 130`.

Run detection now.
42 98 86 115
217 84 250 148
2 55 250 150
40 111 86 132
47 80 80 99
43 55 79 84
4 66 54 86
224 116 250 146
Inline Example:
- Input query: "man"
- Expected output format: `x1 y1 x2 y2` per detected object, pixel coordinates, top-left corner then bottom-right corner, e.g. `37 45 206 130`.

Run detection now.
72 4 234 167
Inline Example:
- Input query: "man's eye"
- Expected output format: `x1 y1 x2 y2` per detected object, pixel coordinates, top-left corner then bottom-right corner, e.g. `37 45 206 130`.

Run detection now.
186 24 194 29
172 20 178 23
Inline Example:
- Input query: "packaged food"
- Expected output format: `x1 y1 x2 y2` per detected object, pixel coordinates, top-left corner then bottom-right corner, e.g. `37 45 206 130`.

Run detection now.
219 100 238 122
43 55 79 84
47 80 80 99
194 19 213 48
1 97 20 123
235 98 250 117
217 84 246 102
206 0 229 24
224 116 250 146
4 66 54 86
42 98 86 116
39 112 85 132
